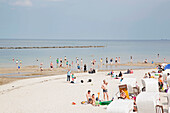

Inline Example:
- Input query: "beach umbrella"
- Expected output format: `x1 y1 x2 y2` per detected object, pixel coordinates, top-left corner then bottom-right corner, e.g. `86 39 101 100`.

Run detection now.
164 64 170 70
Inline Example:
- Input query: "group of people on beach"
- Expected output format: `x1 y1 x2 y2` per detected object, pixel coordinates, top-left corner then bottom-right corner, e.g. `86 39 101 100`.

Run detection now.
86 80 109 106
12 58 22 71
35 53 168 72
104 57 121 65
66 69 76 83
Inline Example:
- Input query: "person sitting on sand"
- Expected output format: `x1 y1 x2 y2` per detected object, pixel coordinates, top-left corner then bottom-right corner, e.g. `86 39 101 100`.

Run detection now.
101 80 109 101
86 90 92 103
130 69 133 74
111 70 114 75
148 72 151 78
91 94 96 106
40 66 43 71
143 73 148 78
124 69 130 74
111 71 116 77
120 90 127 99
119 71 122 77
144 59 148 63
115 75 119 79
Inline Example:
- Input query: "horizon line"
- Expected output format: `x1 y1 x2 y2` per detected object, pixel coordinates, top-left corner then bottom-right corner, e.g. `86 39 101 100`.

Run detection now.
0 39 169 41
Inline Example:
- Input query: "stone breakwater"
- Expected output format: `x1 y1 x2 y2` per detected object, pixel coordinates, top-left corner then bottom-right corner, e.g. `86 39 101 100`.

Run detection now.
0 46 105 49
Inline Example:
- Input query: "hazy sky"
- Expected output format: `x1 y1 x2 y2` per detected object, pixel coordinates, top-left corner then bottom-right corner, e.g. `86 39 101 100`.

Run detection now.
0 0 170 40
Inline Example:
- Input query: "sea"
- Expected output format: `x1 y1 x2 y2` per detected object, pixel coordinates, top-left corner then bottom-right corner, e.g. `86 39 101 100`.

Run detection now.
0 39 169 70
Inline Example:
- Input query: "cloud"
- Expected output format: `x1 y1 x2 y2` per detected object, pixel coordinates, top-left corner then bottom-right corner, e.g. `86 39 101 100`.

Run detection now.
11 0 32 6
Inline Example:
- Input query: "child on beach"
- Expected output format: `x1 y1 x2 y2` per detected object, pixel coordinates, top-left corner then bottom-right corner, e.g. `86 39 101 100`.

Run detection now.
71 73 74 81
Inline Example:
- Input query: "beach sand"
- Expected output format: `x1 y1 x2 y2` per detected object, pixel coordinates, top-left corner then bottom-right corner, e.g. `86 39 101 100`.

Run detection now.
0 68 168 113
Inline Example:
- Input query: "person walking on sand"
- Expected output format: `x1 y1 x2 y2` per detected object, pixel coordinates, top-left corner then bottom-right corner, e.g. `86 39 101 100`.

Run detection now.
101 80 109 101
67 69 71 82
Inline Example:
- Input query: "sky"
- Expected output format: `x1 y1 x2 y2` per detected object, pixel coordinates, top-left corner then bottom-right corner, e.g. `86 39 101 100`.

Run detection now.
0 0 170 40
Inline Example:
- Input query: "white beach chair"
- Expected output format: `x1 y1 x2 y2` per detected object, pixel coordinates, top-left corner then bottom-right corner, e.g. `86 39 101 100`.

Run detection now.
141 78 159 93
107 99 134 113
121 78 137 94
136 92 160 113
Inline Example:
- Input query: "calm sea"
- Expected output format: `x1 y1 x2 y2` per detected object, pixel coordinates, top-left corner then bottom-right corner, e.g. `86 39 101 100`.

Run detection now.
0 39 169 70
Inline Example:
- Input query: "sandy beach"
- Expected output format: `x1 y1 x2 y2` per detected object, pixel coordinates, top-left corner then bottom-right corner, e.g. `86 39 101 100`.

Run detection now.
0 68 168 113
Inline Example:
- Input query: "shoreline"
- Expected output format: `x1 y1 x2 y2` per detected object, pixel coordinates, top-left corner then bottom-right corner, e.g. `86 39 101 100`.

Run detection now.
0 64 156 86
0 45 105 49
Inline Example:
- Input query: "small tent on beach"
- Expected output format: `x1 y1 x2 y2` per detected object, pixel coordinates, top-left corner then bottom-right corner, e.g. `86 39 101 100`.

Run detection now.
164 64 170 70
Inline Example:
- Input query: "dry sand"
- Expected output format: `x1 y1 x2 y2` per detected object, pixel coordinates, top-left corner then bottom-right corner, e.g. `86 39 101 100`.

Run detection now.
0 68 168 113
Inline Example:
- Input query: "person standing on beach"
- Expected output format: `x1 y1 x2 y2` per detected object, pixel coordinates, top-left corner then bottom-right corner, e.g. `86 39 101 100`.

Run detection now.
106 57 108 64
50 62 53 71
157 54 159 58
56 58 59 67
66 60 69 68
84 64 87 72
60 58 62 67
100 58 103 64
81 58 83 65
110 58 113 64
16 60 18 65
67 69 71 82
119 57 120 63
164 58 166 62
130 56 133 63
64 56 67 67
115 57 118 64
101 80 109 101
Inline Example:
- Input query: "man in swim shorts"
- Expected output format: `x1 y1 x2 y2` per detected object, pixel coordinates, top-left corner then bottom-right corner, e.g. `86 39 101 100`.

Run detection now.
101 80 109 101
